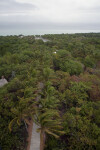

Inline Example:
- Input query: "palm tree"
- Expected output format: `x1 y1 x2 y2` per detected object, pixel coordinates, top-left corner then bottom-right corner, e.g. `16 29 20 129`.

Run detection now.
9 97 37 131
43 68 54 81
35 109 65 150
40 81 59 109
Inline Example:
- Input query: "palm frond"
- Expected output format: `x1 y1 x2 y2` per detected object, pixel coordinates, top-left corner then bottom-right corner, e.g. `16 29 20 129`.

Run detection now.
45 129 59 138
49 128 65 135
17 118 21 126
8 117 18 132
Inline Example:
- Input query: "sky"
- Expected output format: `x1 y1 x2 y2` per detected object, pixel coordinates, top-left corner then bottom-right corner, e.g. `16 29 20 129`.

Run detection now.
0 0 100 35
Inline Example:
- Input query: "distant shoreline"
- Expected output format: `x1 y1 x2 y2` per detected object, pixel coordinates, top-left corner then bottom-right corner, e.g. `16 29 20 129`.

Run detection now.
0 30 100 36
0 31 100 36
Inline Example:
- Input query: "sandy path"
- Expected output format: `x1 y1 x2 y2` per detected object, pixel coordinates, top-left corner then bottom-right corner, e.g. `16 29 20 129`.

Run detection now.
30 123 40 150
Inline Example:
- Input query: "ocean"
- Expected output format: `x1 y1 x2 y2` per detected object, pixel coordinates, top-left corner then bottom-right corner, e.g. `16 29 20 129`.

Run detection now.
0 29 100 36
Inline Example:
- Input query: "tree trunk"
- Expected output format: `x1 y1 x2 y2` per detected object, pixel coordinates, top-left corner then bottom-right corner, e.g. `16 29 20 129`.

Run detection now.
40 130 45 150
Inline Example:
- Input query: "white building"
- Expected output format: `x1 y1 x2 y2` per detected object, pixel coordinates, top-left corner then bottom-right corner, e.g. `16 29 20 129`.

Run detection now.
0 77 8 88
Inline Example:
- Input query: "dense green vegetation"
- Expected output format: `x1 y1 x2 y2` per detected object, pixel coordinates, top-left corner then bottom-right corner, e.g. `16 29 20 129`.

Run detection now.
0 33 100 150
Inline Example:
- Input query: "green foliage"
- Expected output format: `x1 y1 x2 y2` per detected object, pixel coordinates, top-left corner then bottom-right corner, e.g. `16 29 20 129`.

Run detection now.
0 33 100 150
84 55 96 68
60 60 83 75
57 49 72 59
43 68 54 81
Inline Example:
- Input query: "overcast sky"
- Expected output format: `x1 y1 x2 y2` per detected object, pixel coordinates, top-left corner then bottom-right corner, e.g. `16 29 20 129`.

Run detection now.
0 0 100 35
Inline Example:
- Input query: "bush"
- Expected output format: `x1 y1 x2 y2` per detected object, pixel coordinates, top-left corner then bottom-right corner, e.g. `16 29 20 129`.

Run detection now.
60 60 83 75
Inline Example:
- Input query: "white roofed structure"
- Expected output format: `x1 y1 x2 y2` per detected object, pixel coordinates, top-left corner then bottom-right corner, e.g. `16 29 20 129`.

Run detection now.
0 77 8 88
